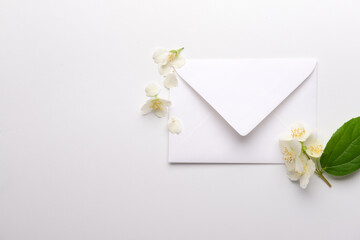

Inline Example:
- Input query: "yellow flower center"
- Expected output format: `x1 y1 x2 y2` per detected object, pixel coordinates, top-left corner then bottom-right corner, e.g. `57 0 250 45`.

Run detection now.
291 127 306 139
310 145 324 155
283 148 295 162
150 99 163 111
168 52 176 62
296 167 305 176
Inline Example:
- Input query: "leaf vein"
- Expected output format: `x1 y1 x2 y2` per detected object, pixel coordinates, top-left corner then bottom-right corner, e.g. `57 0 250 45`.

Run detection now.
327 134 360 166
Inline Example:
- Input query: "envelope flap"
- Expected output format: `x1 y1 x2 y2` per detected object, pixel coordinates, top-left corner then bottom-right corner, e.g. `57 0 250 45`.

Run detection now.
176 59 317 136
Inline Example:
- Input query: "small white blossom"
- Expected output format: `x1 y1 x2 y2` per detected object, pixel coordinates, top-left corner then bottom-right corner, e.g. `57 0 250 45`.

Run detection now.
142 83 171 118
279 137 315 189
168 117 183 134
145 83 161 97
298 154 316 189
304 133 324 160
153 47 186 75
279 139 303 180
289 122 311 142
141 97 171 118
164 73 178 89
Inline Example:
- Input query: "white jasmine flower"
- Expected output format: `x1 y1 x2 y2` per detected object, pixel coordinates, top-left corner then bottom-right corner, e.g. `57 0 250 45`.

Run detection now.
145 83 161 97
279 139 302 180
290 122 311 142
304 134 324 159
168 117 183 134
141 97 171 118
279 139 315 189
164 73 178 89
153 47 186 75
298 154 316 189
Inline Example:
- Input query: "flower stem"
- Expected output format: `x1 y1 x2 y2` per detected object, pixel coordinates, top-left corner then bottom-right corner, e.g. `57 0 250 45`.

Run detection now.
315 169 332 188
302 144 331 188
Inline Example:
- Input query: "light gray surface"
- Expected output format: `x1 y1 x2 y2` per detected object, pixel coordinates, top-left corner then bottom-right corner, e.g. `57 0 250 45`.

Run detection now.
1 0 360 239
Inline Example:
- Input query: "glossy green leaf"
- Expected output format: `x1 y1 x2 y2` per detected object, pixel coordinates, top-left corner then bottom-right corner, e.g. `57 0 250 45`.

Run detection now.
320 116 360 176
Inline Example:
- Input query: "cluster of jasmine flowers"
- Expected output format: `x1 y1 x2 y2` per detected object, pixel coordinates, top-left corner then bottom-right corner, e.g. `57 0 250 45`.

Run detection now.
141 47 185 134
279 123 324 189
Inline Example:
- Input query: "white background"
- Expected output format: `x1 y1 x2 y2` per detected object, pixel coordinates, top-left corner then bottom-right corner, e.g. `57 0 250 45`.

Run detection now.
1 0 360 239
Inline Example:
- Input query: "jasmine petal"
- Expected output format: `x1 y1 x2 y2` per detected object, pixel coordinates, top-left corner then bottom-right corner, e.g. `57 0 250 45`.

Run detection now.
145 83 161 97
153 48 168 65
164 73 178 89
168 117 183 134
171 55 186 68
141 99 153 114
299 156 316 189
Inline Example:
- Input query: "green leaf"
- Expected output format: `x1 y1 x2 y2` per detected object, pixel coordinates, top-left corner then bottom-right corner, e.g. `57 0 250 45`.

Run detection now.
320 116 360 176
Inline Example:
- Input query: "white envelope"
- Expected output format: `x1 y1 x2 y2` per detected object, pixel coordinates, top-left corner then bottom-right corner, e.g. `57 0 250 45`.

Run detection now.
169 59 317 163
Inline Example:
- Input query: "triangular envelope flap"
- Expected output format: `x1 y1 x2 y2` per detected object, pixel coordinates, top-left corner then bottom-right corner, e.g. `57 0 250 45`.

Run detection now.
176 59 317 136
